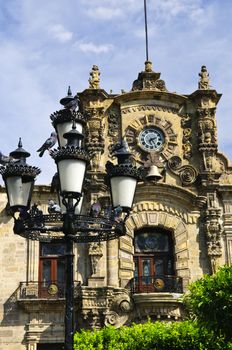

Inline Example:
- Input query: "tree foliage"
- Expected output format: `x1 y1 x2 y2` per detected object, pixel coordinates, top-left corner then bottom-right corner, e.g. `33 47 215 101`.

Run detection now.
74 265 232 349
184 265 232 341
74 320 230 350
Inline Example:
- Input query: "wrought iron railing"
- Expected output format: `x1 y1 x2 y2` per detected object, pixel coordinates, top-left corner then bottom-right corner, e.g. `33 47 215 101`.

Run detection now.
129 275 183 294
18 281 80 300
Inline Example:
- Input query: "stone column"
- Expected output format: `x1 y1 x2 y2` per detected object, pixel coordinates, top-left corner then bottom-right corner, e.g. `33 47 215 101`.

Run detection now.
27 240 39 281
107 239 119 287
27 342 37 350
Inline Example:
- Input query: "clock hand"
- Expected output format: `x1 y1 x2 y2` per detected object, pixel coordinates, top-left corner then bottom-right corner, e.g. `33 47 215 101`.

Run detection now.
149 137 156 146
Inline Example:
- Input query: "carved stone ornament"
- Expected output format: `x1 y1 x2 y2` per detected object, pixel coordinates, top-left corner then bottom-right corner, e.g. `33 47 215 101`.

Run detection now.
78 288 133 330
179 166 198 185
205 208 222 273
108 108 120 148
197 107 218 152
168 156 198 186
125 114 177 163
85 108 105 171
105 292 133 328
88 65 100 89
168 156 182 172
105 311 120 327
198 65 210 90
121 105 178 115
143 152 165 171
131 61 168 92
88 242 103 275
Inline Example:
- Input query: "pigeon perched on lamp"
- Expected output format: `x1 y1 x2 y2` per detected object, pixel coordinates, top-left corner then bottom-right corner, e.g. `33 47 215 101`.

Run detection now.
60 86 79 112
37 132 57 157
0 151 19 165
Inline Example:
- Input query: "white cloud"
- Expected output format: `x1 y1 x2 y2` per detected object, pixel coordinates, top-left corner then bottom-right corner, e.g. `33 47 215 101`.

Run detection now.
86 7 123 20
151 0 208 26
77 41 114 53
82 0 142 20
49 24 73 43
0 0 232 185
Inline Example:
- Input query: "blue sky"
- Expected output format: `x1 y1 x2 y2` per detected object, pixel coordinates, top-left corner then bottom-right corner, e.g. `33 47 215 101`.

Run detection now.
0 0 232 184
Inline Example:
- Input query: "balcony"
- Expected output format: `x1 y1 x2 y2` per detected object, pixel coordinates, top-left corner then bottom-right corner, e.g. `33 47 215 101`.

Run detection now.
17 281 80 312
128 275 184 321
19 281 66 299
129 275 183 294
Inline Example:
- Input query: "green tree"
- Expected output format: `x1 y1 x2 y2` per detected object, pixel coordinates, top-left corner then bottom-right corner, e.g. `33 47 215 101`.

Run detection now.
184 265 232 341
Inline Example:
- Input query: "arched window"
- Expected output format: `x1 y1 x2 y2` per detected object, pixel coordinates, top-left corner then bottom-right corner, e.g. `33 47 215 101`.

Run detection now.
134 227 175 292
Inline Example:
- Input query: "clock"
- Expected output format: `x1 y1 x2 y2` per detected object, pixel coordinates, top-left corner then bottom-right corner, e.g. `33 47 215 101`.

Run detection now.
139 127 164 152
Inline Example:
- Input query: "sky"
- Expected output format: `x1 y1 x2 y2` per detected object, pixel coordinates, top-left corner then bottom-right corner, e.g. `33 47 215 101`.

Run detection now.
0 0 232 185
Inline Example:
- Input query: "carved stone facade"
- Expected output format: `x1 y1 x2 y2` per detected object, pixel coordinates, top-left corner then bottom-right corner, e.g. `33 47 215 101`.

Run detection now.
1 63 232 349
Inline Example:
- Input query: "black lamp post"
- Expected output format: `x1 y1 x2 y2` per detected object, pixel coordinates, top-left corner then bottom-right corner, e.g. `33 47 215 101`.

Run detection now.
0 90 141 350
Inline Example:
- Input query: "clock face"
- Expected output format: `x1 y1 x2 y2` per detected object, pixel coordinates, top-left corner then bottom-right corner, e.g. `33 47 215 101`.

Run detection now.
139 127 164 151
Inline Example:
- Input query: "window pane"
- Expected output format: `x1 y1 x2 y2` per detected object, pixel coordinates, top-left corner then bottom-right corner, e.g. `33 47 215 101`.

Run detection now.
57 260 65 284
142 259 151 284
154 259 164 275
42 260 51 285
135 232 169 252
167 259 173 275
134 259 138 280
41 243 65 256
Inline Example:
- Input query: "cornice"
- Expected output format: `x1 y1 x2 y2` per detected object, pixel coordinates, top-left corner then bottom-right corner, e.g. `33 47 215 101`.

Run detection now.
114 90 187 106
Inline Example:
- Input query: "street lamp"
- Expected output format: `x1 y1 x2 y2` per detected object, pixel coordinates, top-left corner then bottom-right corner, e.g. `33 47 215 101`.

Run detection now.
0 90 141 350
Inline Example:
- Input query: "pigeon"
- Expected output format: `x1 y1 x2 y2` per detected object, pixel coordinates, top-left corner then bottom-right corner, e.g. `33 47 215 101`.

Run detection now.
37 132 57 157
0 151 11 165
0 151 19 165
64 96 79 112
90 202 102 217
113 206 123 222
48 200 61 214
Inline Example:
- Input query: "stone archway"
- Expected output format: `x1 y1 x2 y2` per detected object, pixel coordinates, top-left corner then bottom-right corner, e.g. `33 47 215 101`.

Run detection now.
118 201 195 291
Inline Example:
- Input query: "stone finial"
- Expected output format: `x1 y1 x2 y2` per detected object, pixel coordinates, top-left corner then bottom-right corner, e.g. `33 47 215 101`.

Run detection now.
89 65 100 89
198 65 210 90
145 60 153 72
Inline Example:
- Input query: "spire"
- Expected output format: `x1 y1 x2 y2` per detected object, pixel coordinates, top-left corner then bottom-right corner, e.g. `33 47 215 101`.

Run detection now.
144 0 149 62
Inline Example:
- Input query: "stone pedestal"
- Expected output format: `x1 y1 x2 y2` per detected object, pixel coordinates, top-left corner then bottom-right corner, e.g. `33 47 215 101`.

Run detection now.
88 277 105 287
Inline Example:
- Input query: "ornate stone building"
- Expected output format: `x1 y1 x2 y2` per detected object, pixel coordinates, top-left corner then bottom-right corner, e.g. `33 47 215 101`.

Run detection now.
1 62 232 350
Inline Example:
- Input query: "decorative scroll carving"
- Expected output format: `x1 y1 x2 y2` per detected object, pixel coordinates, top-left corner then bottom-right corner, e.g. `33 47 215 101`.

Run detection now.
168 156 182 172
168 156 198 186
89 65 100 89
105 292 133 328
198 65 210 90
88 242 103 275
179 166 197 185
86 108 105 171
78 287 133 330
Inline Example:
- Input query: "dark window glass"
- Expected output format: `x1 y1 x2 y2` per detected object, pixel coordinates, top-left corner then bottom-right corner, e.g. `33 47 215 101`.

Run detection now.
135 232 169 252
37 344 64 350
40 243 65 256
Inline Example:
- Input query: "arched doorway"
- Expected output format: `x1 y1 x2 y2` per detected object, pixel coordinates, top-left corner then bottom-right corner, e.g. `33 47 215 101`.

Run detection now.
133 227 180 292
